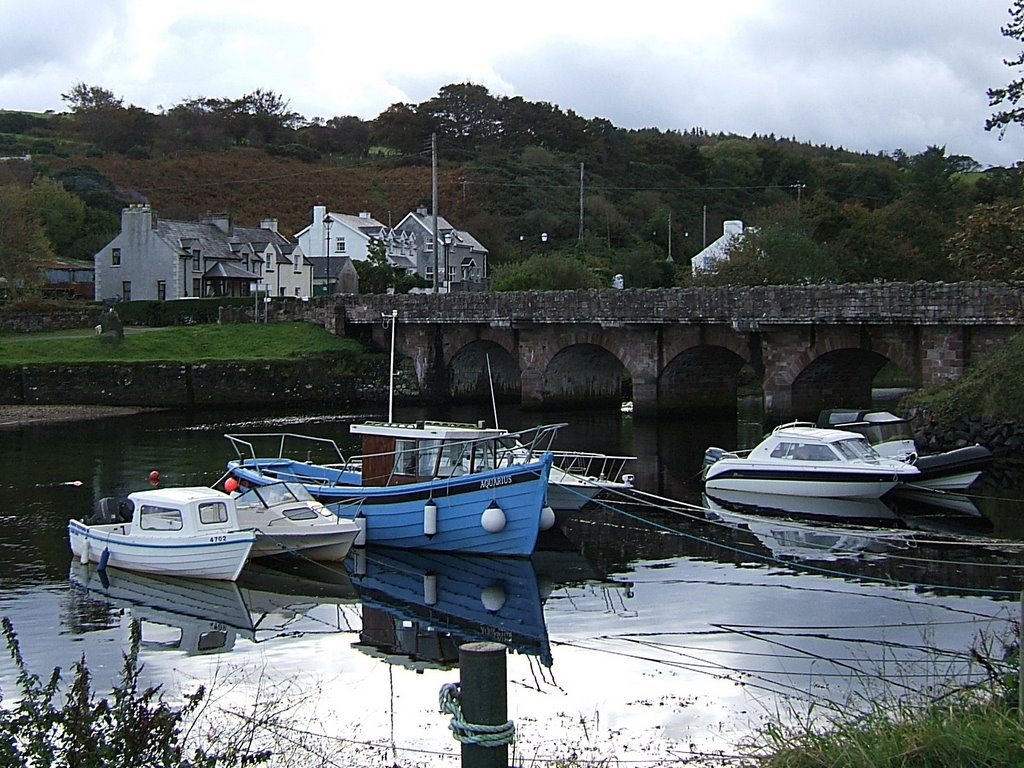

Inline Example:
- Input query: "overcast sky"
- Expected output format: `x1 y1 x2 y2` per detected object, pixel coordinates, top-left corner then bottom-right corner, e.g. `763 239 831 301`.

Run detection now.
3 0 1024 168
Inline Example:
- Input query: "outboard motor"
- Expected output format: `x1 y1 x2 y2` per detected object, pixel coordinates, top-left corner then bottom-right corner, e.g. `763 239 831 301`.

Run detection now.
86 496 133 525
702 447 733 478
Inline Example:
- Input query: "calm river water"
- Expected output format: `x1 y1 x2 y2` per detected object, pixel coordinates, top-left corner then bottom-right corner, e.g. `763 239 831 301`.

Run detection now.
2 402 1024 766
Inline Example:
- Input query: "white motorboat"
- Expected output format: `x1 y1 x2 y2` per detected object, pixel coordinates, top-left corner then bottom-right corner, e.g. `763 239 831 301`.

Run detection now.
702 424 921 500
68 487 256 581
228 479 361 561
817 409 994 492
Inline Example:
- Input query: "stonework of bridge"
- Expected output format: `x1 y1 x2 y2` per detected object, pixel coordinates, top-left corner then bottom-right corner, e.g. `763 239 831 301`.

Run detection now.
327 282 1024 421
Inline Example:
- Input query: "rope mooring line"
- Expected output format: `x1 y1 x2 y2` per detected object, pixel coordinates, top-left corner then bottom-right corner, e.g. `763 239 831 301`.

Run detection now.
437 682 515 748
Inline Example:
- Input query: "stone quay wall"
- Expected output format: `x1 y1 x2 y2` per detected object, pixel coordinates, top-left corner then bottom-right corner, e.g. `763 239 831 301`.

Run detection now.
0 359 393 408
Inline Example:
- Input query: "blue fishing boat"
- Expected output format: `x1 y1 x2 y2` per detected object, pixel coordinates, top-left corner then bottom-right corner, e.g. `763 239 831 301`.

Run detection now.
347 546 552 667
224 422 560 557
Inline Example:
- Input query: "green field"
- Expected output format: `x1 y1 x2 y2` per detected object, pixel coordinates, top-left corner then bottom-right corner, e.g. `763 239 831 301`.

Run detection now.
0 322 368 365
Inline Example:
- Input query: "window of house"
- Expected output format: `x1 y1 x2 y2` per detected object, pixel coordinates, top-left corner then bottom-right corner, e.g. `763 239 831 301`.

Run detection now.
121 281 131 301
111 248 121 266
192 278 202 296
279 287 285 297
266 256 274 272
447 265 458 283
295 287 301 296
192 250 201 271
335 237 346 253
157 280 166 301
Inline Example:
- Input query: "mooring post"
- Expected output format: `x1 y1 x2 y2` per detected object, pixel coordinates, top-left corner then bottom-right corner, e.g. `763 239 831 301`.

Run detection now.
459 641 509 768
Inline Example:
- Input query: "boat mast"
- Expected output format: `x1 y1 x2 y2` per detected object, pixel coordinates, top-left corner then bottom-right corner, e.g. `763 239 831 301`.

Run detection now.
384 309 398 422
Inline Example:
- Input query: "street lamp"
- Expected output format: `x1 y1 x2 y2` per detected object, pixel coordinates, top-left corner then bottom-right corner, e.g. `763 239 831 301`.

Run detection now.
442 232 452 292
323 213 334 297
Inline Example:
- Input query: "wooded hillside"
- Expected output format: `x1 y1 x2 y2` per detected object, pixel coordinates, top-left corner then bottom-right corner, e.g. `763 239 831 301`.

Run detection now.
1 82 1022 294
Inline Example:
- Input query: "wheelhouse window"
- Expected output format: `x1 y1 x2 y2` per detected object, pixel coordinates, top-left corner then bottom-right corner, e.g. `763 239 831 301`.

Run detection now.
198 501 228 524
139 504 183 531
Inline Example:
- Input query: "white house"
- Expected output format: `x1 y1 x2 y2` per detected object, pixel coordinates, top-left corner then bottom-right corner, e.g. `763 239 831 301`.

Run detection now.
691 220 746 275
94 206 312 302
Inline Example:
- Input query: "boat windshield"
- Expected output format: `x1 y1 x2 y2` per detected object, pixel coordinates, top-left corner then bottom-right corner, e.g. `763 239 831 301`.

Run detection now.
236 482 314 509
833 437 880 462
853 420 914 446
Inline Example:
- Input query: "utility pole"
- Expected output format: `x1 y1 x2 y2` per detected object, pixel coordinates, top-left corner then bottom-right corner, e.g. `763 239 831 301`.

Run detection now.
578 162 584 240
432 133 439 293
667 210 673 262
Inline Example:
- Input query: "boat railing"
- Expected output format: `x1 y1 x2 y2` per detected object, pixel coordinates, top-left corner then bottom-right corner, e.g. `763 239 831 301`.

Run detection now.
548 451 636 481
348 423 566 482
225 433 358 471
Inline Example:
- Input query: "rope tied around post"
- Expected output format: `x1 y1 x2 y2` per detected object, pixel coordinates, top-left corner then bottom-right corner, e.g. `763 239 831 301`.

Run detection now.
438 682 515 748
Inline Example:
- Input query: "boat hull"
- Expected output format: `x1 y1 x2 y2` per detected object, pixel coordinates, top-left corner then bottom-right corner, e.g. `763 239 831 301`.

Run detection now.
250 527 360 561
703 464 903 500
68 520 255 581
228 454 553 557
906 445 993 492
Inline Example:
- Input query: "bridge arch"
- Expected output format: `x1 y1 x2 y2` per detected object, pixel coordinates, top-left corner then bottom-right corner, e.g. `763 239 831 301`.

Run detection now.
789 348 894 419
540 342 627 408
448 340 520 402
660 345 753 415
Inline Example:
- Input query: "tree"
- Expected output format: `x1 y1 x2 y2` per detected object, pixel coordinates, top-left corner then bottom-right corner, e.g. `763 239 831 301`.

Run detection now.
946 200 1024 279
697 226 842 286
0 184 50 297
26 177 86 257
987 0 1024 137
60 83 156 153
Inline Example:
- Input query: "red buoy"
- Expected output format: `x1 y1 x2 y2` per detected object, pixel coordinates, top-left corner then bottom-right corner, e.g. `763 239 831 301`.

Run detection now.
224 477 238 493
148 470 160 485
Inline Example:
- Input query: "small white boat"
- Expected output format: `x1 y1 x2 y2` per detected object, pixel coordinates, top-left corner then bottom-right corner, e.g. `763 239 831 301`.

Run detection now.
68 487 255 581
229 480 361 561
702 424 921 500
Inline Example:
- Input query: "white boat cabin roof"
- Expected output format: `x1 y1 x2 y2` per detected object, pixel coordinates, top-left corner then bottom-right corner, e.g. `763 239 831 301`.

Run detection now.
350 420 505 441
128 486 232 506
769 426 866 444
125 486 240 534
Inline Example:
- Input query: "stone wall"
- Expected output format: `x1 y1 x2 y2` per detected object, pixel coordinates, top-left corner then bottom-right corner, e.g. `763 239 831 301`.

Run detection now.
0 306 103 333
0 359 401 408
335 282 1024 327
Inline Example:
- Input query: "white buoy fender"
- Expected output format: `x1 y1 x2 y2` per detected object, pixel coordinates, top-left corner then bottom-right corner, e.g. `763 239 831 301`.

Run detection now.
539 504 556 531
481 584 507 612
424 500 438 537
79 538 90 564
481 502 506 533
354 515 367 547
423 573 438 605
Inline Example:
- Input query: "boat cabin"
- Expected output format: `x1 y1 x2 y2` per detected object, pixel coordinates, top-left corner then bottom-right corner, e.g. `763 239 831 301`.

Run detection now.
96 487 244 537
350 421 513 486
749 426 881 463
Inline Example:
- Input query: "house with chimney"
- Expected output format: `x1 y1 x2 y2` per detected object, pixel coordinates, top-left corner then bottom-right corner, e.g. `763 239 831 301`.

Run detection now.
94 206 312 302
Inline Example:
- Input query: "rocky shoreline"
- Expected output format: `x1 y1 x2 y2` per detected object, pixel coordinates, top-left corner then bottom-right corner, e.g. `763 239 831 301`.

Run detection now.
0 405 158 429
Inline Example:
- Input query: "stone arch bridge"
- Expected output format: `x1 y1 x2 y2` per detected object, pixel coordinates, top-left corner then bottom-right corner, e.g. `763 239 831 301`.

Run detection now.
326 283 1024 421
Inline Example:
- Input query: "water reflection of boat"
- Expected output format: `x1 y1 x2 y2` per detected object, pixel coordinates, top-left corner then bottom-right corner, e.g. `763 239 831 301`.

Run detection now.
703 488 900 522
702 494 909 561
346 547 552 669
69 559 356 655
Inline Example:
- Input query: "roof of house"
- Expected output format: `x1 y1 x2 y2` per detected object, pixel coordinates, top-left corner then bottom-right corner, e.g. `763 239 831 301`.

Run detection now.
157 219 295 261
393 211 489 255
